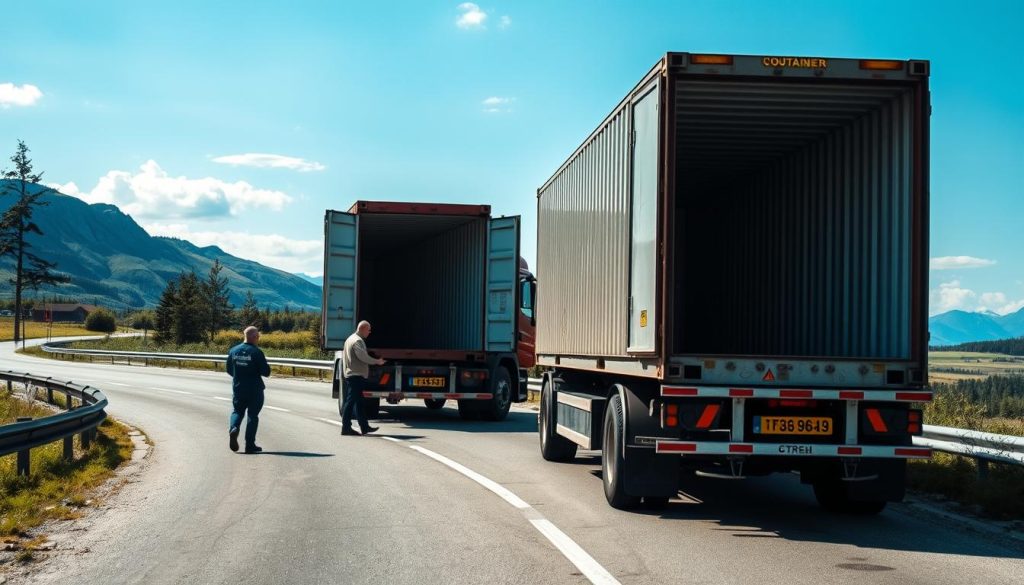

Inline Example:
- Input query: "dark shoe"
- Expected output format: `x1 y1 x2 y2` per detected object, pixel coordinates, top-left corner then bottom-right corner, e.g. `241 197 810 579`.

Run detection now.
341 427 361 436
360 426 379 435
244 444 263 454
229 428 239 452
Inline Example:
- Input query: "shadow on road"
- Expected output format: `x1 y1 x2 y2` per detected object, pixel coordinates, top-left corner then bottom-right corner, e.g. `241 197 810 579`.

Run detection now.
372 405 537 434
252 451 335 457
582 463 1024 560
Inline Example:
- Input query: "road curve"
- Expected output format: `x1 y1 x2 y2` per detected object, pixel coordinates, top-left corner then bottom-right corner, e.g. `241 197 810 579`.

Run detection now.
2 339 1022 584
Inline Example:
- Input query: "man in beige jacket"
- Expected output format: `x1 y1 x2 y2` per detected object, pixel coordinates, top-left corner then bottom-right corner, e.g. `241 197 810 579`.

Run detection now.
341 320 386 436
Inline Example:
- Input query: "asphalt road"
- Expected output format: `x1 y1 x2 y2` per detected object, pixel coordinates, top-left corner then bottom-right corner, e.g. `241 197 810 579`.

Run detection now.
3 338 1022 584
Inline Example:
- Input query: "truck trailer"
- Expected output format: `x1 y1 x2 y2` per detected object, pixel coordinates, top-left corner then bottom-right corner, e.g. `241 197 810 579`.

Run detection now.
322 201 537 421
535 52 932 513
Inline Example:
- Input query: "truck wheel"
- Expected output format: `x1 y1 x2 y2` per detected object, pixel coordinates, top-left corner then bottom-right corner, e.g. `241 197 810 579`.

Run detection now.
603 393 640 509
813 481 887 515
362 397 381 420
457 400 481 420
424 399 446 410
540 377 577 462
480 367 513 422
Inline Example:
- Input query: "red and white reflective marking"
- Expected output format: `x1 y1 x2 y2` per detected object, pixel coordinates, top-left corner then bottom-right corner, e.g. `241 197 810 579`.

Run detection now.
362 391 493 400
654 440 932 459
661 385 932 402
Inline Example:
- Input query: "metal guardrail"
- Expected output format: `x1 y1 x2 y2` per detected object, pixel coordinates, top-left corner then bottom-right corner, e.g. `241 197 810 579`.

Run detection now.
1 371 108 475
32 343 1024 471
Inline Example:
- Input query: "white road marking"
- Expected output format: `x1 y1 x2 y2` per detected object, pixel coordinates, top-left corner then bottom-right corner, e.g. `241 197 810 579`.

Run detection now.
212 396 231 401
379 436 403 443
107 382 130 387
151 387 192 395
264 405 290 412
405 443 620 585
315 417 344 427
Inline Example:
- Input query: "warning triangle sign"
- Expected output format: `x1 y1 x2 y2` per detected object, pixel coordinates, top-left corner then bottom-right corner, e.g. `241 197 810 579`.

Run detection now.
762 369 776 382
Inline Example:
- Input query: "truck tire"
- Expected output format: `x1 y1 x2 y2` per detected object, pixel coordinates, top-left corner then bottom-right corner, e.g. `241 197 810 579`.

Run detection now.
813 481 887 515
539 377 577 462
603 393 640 509
424 399 446 410
457 400 481 420
480 367 513 422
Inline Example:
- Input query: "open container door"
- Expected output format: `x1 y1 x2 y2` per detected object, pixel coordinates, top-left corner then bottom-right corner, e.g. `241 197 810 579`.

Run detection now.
485 216 520 353
322 210 358 350
628 79 661 354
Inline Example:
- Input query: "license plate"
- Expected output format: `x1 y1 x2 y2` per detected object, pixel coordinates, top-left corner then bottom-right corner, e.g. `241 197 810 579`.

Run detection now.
754 416 832 436
411 377 446 388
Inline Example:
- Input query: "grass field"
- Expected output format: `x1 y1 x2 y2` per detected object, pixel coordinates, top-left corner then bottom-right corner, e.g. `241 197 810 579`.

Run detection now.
0 317 96 342
928 350 1024 383
0 387 134 556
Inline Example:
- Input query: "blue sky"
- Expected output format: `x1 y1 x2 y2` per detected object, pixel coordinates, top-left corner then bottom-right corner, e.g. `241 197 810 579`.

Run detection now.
1 0 1021 315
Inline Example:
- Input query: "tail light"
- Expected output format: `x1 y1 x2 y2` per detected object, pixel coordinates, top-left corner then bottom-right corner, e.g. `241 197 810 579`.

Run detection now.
907 409 923 435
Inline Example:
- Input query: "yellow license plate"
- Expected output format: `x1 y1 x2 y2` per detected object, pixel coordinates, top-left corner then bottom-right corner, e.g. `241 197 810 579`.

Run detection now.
411 377 446 388
755 416 832 435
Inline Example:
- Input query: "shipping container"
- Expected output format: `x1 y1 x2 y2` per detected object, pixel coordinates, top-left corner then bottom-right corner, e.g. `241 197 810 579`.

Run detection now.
535 53 932 513
322 201 537 421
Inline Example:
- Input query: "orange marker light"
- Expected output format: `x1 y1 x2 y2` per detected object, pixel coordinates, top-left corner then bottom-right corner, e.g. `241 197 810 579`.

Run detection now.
859 60 903 71
690 54 733 66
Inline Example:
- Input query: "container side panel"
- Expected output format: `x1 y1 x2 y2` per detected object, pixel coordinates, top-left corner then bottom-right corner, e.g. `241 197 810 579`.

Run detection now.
537 108 633 357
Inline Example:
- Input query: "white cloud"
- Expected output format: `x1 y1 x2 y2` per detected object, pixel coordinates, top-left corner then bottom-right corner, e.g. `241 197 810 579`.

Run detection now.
55 160 292 219
211 153 325 172
930 281 1024 316
482 96 515 113
930 256 996 270
456 2 487 29
930 280 976 315
499 15 512 29
144 223 322 274
0 83 43 108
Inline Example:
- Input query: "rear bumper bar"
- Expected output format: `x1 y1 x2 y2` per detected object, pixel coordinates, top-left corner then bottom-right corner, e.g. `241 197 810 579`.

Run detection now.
652 439 931 459
362 391 493 401
661 385 932 402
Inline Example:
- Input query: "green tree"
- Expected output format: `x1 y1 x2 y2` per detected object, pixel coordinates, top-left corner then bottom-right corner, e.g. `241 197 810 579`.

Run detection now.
239 290 261 328
85 308 117 333
174 272 205 344
0 141 70 345
129 310 156 340
202 260 233 341
154 279 179 344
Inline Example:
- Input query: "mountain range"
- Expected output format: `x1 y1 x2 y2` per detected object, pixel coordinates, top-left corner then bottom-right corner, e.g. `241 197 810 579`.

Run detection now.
0 181 321 310
929 308 1024 346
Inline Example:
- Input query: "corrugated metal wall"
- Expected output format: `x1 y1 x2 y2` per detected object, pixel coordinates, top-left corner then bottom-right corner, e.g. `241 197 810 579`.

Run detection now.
674 82 915 359
537 106 633 357
359 215 485 351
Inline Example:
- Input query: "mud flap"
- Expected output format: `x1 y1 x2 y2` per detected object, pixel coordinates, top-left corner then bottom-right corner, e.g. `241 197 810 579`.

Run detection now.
618 383 679 498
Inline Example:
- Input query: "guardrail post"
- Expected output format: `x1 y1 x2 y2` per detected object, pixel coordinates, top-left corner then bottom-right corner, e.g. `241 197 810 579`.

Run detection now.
47 386 54 404
5 379 10 393
16 417 31 475
292 366 296 377
977 458 990 481
82 427 92 450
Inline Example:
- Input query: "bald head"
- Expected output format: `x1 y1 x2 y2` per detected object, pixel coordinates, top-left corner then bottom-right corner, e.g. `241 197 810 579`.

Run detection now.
244 326 260 344
357 320 371 338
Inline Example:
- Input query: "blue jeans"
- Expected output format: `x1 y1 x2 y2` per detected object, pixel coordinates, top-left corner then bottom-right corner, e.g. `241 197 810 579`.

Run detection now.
342 376 370 431
230 388 265 446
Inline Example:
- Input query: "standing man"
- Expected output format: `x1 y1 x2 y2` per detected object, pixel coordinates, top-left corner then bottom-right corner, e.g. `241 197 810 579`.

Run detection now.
227 326 271 453
341 320 385 436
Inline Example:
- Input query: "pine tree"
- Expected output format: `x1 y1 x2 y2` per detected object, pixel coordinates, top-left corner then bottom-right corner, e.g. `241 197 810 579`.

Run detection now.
174 272 205 344
202 260 233 342
154 279 179 344
0 141 70 344
239 290 261 328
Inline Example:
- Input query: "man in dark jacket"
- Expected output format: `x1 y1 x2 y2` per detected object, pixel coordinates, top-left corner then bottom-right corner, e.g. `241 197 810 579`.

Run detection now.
226 326 271 453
